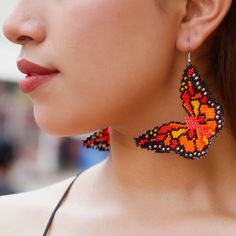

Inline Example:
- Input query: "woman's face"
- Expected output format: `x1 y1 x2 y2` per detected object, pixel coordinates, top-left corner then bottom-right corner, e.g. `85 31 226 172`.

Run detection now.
3 0 179 136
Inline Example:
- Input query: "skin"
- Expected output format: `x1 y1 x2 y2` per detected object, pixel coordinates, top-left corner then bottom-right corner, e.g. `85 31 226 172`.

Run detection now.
1 0 236 235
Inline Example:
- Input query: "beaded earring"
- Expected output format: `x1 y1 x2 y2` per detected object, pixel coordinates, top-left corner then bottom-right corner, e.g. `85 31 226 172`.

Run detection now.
82 127 110 151
134 51 224 159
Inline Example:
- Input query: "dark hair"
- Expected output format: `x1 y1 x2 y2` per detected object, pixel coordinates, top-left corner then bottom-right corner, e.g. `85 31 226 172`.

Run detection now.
211 1 236 139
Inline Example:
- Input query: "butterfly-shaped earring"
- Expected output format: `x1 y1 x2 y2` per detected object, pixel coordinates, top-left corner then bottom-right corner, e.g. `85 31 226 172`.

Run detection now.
82 127 110 151
134 52 224 159
83 52 224 160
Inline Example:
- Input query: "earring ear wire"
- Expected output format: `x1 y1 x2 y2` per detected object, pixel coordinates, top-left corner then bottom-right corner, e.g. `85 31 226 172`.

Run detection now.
188 51 191 64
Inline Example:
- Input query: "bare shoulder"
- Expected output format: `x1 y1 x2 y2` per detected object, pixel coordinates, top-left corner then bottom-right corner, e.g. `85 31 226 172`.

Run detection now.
0 174 77 236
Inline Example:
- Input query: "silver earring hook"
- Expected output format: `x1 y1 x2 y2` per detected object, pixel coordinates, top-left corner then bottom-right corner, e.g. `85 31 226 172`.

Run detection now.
187 34 191 65
188 51 191 64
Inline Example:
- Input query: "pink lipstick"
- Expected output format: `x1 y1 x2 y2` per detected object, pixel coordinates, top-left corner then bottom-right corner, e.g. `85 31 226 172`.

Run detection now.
17 59 59 93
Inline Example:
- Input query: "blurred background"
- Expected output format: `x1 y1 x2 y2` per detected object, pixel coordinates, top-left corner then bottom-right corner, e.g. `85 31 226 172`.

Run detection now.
0 0 109 196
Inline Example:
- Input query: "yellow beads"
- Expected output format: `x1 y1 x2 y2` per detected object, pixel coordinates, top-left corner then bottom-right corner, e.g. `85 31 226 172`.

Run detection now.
172 128 186 138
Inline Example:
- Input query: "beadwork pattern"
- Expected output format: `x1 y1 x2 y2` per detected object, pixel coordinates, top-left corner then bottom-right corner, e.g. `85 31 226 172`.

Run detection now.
134 63 224 159
82 127 110 151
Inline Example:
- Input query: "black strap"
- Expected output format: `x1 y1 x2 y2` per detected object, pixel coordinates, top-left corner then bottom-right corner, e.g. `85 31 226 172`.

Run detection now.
42 171 83 236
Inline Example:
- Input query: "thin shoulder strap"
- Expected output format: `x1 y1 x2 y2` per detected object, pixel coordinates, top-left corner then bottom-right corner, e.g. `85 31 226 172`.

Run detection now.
42 171 83 236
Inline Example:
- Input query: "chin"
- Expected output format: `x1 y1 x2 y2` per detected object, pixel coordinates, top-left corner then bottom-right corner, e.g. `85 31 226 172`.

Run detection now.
33 111 102 137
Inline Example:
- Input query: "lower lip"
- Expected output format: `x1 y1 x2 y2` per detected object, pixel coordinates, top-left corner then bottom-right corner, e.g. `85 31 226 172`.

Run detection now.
19 72 59 93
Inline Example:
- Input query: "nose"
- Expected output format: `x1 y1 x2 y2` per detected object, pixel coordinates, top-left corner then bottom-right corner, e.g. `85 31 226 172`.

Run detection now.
2 5 46 45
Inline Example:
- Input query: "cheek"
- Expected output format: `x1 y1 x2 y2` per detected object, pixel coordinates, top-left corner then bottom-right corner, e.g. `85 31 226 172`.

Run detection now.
34 0 177 136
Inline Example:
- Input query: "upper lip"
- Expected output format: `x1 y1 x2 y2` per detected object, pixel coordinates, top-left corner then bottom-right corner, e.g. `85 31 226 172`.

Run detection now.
17 58 59 75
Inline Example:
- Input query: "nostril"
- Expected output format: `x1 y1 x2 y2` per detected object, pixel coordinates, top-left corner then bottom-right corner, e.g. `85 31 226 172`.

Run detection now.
17 35 33 42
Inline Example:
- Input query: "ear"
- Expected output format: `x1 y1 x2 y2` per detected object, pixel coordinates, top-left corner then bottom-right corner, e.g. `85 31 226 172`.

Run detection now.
176 0 232 52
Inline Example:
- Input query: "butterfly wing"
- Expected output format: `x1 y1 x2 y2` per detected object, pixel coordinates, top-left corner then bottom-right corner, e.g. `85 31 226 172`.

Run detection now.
134 121 197 159
83 127 110 151
181 64 223 121
180 64 212 117
134 119 216 159
181 64 224 151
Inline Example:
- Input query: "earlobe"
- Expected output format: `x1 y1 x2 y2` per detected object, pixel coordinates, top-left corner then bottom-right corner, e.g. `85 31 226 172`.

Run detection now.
176 0 232 52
